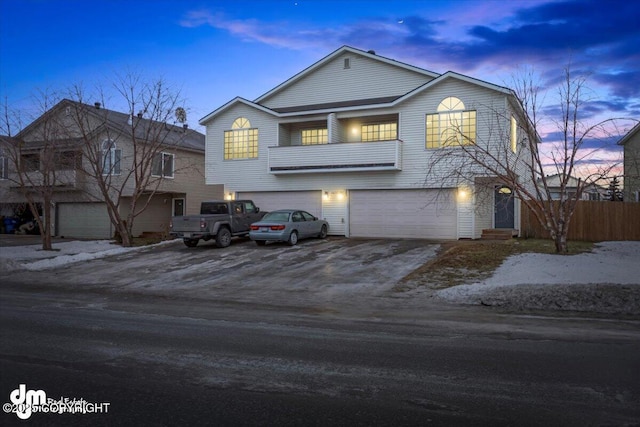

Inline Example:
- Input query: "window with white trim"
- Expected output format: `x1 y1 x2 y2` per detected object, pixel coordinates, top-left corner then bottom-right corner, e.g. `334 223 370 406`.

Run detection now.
361 122 397 142
511 115 518 153
301 128 328 145
426 97 476 148
0 149 7 179
224 117 258 160
101 140 121 175
152 152 174 178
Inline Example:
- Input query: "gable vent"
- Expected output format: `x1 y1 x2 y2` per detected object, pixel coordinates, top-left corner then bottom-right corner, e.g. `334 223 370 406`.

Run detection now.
343 58 350 69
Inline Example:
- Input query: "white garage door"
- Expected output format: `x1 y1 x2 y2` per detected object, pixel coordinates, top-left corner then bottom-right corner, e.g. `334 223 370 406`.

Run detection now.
350 189 457 239
237 191 322 218
57 202 112 239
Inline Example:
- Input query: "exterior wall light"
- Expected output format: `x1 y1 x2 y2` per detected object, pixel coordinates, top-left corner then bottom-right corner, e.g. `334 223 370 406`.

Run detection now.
225 192 234 200
323 191 329 200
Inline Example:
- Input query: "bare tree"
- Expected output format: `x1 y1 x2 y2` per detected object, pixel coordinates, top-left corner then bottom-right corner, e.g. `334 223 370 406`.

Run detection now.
0 93 68 250
427 67 631 253
65 74 191 247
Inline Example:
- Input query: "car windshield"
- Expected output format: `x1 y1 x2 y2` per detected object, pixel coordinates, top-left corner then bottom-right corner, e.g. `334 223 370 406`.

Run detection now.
262 211 291 222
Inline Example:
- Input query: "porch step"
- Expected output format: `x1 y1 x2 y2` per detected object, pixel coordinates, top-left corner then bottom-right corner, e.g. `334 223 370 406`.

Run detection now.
481 229 518 240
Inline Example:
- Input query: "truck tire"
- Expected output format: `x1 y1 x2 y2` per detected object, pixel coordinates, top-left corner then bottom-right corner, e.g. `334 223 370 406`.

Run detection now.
183 238 199 248
215 227 232 248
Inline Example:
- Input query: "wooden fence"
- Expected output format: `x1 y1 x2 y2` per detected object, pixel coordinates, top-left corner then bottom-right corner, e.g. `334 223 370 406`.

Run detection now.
521 201 640 241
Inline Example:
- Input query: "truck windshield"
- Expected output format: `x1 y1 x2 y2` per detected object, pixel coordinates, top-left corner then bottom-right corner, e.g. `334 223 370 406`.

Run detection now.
201 203 229 215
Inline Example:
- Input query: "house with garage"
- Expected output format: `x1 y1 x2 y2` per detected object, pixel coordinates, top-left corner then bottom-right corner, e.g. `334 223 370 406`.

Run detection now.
618 121 640 202
199 46 533 239
0 99 221 238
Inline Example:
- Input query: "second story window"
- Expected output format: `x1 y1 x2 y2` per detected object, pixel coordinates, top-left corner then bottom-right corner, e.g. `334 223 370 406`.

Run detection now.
101 140 121 175
426 97 476 148
361 123 397 142
224 117 258 160
20 152 40 172
0 150 8 179
301 128 328 145
152 152 174 178
54 151 81 170
511 115 518 153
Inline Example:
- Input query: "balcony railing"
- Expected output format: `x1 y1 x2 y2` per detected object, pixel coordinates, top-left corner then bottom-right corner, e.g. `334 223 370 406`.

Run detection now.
268 140 402 174
11 169 85 191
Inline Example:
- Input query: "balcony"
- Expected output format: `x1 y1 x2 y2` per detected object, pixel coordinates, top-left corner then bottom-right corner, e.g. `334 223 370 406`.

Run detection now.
11 169 85 191
268 140 402 174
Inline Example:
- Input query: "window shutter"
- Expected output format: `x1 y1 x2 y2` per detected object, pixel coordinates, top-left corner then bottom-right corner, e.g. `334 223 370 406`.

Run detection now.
114 149 122 174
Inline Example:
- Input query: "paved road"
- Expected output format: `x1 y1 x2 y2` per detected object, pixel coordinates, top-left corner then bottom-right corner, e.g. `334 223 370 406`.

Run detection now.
1 285 639 426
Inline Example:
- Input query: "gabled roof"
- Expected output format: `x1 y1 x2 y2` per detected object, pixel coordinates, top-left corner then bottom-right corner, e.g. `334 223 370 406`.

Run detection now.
199 47 521 124
200 97 279 125
18 99 205 152
254 45 440 104
618 121 640 145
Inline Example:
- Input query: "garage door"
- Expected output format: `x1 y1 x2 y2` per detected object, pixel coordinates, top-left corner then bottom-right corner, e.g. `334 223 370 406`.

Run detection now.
57 202 112 239
349 189 457 239
237 191 322 218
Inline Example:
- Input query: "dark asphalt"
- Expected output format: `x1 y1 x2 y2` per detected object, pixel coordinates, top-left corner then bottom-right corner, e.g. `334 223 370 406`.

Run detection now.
1 286 639 426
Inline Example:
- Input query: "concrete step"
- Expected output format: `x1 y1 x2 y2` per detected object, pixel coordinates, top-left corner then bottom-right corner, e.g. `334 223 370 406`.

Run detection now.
481 229 517 240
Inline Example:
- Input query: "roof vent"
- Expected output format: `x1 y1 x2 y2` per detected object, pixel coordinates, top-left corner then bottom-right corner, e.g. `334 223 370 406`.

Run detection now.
367 50 376 55
94 102 101 109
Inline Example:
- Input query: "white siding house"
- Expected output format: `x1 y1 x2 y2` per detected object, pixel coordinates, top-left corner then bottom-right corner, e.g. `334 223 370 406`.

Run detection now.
200 46 531 239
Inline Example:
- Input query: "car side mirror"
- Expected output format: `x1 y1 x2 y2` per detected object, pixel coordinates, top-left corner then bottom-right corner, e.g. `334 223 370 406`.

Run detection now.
256 207 260 213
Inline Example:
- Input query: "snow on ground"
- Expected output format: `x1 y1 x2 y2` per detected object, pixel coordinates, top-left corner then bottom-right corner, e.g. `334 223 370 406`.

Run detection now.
0 240 175 272
1 239 639 315
435 241 640 315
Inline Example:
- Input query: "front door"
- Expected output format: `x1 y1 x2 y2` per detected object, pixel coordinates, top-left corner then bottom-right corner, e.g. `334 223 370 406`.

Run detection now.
173 198 185 216
494 186 514 229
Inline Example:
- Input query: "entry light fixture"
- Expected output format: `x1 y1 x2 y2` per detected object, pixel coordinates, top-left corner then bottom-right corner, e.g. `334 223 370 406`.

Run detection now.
323 191 329 200
225 192 234 200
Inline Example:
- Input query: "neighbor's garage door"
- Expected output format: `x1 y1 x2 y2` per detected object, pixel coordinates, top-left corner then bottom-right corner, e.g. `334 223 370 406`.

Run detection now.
238 191 322 218
57 202 112 239
349 189 457 239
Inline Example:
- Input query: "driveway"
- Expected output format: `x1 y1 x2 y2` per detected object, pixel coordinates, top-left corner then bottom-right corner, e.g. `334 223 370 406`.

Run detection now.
1 237 441 310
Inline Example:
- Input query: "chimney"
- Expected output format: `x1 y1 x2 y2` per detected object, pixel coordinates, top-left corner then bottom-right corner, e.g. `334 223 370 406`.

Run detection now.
183 124 188 130
94 102 101 109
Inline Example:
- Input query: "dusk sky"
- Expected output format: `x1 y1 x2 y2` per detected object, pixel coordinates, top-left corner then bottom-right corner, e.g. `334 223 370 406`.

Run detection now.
1 0 639 171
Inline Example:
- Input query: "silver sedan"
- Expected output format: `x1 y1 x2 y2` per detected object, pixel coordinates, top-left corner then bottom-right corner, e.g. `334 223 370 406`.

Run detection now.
249 209 329 246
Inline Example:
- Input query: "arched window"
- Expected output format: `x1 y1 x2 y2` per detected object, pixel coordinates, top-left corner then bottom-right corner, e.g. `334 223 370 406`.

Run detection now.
101 139 121 175
426 97 476 148
224 117 258 160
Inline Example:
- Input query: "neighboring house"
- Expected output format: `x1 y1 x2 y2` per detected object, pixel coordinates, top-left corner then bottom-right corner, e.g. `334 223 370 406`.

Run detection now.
199 46 533 239
540 174 607 201
618 121 640 202
0 99 221 238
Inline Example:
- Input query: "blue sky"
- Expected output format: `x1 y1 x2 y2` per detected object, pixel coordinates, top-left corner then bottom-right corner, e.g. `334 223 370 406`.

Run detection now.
1 0 639 169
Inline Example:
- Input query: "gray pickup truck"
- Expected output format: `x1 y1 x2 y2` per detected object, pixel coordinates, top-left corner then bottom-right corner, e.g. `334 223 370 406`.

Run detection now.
170 200 265 248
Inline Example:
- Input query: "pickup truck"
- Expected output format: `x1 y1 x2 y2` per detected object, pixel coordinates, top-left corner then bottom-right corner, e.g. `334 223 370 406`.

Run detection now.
170 200 265 248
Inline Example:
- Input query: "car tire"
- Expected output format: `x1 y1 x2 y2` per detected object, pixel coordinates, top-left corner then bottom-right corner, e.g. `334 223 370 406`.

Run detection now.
183 238 199 247
215 227 232 248
318 225 328 239
255 240 266 246
287 231 298 246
